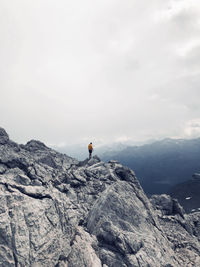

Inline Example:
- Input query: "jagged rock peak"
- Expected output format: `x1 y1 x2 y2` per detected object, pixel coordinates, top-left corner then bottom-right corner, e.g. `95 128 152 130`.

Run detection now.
0 127 9 144
24 139 49 152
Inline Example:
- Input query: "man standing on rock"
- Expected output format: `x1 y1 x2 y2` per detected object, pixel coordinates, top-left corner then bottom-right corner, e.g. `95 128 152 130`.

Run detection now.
88 142 93 159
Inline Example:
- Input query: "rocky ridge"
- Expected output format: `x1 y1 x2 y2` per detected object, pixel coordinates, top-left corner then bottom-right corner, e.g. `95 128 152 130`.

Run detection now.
0 127 199 267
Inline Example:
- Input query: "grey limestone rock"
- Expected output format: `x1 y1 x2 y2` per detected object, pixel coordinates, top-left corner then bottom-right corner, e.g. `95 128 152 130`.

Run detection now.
67 226 101 267
87 182 178 267
0 127 9 145
0 127 199 267
150 194 185 217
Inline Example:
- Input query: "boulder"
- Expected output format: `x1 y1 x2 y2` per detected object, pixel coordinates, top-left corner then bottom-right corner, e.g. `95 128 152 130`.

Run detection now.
150 194 185 217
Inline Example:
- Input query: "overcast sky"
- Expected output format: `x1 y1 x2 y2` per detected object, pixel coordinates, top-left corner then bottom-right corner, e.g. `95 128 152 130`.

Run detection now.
1 0 200 147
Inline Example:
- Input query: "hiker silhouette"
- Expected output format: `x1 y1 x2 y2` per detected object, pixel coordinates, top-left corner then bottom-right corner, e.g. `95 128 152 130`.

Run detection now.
88 142 93 159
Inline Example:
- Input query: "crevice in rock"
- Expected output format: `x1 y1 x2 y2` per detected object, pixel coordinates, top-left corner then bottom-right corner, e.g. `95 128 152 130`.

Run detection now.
78 219 85 227
29 165 47 184
0 159 28 173
97 235 121 254
45 212 57 228
0 159 35 182
6 197 19 267
0 159 47 186
55 255 68 267
98 243 128 267
13 252 18 267
3 183 16 193
0 182 52 200
70 183 83 189
69 232 77 247
136 257 141 267
125 239 144 255
134 191 161 232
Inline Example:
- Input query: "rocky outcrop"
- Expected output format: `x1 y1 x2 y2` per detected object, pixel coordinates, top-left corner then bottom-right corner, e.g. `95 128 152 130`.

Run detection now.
150 194 200 267
0 127 200 267
150 194 185 217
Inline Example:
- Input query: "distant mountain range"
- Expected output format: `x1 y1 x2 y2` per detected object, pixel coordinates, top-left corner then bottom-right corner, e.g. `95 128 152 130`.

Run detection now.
101 138 200 194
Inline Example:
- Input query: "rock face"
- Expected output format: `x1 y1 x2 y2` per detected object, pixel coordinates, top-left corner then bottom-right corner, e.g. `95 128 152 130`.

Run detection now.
0 127 200 267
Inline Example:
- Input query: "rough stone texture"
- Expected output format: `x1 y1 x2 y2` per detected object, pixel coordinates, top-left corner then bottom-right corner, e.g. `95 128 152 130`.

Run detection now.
87 182 176 267
0 127 200 267
67 227 101 267
0 127 9 145
150 194 185 217
150 209 200 266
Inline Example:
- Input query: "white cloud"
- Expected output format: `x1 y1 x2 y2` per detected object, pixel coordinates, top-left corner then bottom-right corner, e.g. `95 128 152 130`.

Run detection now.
0 0 200 146
184 119 200 138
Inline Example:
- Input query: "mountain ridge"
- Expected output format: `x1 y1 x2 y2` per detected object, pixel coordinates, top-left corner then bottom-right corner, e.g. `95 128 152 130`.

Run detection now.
0 127 200 267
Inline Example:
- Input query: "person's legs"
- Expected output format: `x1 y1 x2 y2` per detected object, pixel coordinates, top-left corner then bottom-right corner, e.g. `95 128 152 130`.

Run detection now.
89 150 92 159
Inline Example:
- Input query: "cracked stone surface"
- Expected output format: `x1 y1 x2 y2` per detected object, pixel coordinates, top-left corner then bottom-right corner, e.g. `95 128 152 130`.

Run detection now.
0 127 200 267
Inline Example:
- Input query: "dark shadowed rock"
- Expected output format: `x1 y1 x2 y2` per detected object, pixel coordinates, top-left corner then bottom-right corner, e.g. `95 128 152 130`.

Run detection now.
0 127 199 267
0 127 9 145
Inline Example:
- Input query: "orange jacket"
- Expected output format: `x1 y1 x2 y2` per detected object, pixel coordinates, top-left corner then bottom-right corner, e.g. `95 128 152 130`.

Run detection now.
88 143 93 150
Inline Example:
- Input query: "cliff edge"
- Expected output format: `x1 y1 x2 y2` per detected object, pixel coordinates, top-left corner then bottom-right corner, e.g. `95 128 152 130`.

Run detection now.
0 128 199 267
